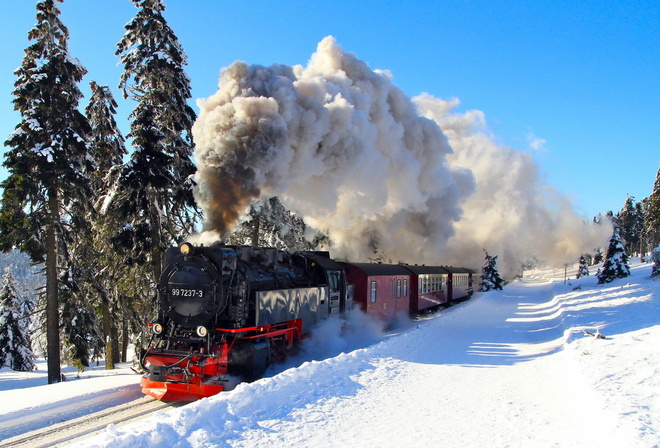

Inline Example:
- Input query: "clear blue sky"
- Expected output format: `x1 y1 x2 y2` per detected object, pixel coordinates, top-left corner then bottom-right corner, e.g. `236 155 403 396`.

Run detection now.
1 0 658 219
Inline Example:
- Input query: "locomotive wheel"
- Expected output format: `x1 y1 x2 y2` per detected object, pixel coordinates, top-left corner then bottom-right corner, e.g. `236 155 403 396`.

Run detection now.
227 340 271 382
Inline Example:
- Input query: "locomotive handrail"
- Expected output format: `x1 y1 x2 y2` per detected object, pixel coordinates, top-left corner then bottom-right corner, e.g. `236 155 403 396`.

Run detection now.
144 351 198 369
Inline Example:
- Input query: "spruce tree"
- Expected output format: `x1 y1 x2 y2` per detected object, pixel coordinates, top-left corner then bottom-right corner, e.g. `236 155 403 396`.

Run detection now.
226 196 314 251
593 247 604 265
576 255 590 279
86 82 127 181
112 0 199 285
479 250 504 292
0 267 35 371
617 196 645 256
59 277 100 372
614 196 639 252
645 165 660 251
0 0 92 383
84 81 128 369
651 246 660 279
597 227 631 284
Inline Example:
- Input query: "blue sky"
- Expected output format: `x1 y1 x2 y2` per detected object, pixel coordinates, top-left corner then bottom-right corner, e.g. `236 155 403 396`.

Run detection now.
1 0 658 219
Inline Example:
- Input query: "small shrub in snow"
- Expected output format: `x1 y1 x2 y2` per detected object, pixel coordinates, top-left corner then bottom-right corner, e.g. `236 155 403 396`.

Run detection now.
576 254 590 279
479 250 504 292
651 247 660 279
597 227 631 284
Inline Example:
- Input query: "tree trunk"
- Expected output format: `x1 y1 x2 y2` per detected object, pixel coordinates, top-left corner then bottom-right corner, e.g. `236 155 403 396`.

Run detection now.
149 196 163 285
120 320 129 362
111 323 120 365
101 300 114 370
46 188 60 384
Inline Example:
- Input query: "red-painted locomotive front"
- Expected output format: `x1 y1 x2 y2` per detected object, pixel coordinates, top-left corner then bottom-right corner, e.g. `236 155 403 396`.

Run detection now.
140 319 303 401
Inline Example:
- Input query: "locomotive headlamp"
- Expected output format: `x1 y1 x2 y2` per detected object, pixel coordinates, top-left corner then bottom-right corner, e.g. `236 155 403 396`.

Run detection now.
180 242 193 255
153 323 164 335
196 325 208 337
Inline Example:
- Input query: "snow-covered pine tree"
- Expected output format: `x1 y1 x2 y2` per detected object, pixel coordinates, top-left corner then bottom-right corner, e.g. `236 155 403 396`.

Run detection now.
650 246 660 279
635 201 647 258
479 250 504 292
593 247 604 265
227 197 315 251
112 0 199 285
576 255 590 279
0 267 35 371
597 227 631 284
645 164 660 251
86 81 127 185
84 81 129 369
0 0 92 384
616 196 645 256
59 270 101 373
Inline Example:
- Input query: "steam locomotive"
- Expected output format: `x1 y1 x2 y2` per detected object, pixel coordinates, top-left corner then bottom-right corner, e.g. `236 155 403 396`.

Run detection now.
140 242 472 401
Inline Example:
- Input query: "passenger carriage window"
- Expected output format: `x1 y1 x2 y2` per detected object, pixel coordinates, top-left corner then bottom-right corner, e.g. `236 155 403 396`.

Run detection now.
371 281 377 303
403 279 408 297
397 279 402 297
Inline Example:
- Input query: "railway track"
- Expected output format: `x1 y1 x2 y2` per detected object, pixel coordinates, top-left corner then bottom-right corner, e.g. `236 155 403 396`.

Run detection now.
0 396 184 448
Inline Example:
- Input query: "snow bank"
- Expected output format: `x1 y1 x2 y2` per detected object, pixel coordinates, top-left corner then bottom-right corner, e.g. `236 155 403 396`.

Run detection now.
72 261 660 447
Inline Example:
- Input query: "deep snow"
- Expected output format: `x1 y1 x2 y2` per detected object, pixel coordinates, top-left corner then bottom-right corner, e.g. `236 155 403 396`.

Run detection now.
1 260 659 447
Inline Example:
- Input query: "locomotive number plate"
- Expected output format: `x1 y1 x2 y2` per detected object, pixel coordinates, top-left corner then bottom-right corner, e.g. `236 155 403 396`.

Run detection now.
170 288 204 298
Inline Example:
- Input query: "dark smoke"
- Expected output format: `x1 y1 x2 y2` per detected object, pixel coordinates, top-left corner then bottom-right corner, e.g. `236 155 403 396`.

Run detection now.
192 36 473 263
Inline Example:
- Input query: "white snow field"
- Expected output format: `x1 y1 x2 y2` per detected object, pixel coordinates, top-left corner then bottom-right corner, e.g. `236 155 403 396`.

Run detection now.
1 260 659 447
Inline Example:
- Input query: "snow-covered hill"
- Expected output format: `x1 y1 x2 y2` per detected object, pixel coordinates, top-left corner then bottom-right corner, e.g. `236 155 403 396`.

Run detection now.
1 261 659 447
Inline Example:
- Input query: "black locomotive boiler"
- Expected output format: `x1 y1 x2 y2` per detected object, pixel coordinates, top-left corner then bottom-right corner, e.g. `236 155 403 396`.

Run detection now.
140 242 351 401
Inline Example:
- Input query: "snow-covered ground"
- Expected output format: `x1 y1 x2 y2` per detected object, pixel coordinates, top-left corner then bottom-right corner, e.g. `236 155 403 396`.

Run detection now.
1 260 659 447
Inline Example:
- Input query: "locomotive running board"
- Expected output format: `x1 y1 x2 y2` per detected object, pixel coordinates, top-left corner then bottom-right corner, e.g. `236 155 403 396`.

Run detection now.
140 376 223 401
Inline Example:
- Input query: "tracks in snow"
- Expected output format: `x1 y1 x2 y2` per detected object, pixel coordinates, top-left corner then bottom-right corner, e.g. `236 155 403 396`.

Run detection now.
0 396 184 448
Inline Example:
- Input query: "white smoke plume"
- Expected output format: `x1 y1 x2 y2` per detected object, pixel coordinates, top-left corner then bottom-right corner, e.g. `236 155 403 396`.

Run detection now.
192 36 473 264
413 94 612 276
192 36 610 276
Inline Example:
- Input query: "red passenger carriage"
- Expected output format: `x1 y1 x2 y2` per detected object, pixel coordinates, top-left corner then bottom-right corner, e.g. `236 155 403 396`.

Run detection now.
341 263 411 322
401 265 451 313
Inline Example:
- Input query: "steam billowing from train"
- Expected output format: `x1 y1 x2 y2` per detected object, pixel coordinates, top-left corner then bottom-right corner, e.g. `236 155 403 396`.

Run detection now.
192 36 474 263
414 95 611 274
192 36 610 276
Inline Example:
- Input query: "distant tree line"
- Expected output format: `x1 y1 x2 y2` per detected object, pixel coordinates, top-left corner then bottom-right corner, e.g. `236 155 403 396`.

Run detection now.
605 166 660 258
574 165 660 284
